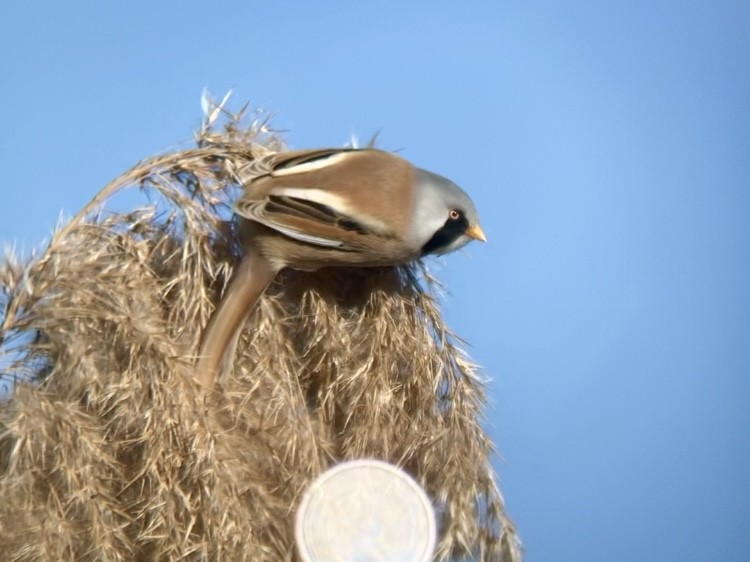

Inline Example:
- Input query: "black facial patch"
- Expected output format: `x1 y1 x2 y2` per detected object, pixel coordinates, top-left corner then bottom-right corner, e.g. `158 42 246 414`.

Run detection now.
421 212 470 255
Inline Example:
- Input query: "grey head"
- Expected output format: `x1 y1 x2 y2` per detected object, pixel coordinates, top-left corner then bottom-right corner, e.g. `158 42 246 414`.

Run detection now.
408 168 486 256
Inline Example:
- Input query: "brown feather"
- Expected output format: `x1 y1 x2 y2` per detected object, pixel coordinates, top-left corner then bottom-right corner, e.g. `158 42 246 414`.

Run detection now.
237 149 417 238
195 252 277 389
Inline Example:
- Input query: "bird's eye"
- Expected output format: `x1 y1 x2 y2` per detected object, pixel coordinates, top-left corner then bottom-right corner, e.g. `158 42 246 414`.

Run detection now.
448 209 461 220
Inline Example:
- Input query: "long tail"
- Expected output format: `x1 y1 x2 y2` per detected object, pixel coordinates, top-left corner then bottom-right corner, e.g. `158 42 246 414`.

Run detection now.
195 254 277 390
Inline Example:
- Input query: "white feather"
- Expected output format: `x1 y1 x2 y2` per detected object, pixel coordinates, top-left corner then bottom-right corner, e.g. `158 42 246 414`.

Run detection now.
271 152 351 176
264 223 344 248
269 187 352 214
269 186 391 235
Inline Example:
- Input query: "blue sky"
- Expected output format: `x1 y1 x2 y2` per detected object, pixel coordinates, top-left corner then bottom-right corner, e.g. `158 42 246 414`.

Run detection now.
2 2 748 561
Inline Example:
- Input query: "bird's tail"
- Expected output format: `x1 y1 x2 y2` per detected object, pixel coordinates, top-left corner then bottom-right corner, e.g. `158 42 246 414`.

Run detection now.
195 254 276 390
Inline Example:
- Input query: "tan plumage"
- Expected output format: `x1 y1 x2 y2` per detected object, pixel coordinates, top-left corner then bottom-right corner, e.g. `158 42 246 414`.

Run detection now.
195 148 486 389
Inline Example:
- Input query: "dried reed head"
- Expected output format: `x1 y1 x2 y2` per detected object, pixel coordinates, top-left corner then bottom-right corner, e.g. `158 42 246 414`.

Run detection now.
0 99 521 561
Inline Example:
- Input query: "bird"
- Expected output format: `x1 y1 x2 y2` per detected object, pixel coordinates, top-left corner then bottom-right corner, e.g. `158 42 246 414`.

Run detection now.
195 147 486 390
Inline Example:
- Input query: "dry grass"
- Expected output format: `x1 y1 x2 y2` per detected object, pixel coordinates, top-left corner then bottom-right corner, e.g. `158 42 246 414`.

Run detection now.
0 99 521 561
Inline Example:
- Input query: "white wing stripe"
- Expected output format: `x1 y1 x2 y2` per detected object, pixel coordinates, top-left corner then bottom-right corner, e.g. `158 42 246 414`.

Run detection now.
271 152 351 176
267 187 390 234
262 222 344 248
269 188 352 215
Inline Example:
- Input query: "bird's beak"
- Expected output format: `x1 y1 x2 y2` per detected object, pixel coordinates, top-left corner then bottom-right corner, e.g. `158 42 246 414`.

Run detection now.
465 224 487 242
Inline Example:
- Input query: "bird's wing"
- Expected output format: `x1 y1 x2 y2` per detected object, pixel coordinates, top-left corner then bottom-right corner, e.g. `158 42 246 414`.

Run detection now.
234 148 398 250
234 190 379 250
238 148 359 182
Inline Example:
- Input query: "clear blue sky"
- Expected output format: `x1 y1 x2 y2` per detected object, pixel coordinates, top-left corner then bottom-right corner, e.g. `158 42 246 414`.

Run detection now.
2 2 748 561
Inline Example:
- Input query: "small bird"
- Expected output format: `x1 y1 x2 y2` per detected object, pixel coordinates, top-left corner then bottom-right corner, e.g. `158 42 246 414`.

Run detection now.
196 148 486 389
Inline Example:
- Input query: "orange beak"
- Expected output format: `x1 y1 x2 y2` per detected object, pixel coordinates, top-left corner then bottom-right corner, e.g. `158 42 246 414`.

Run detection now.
465 224 487 242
